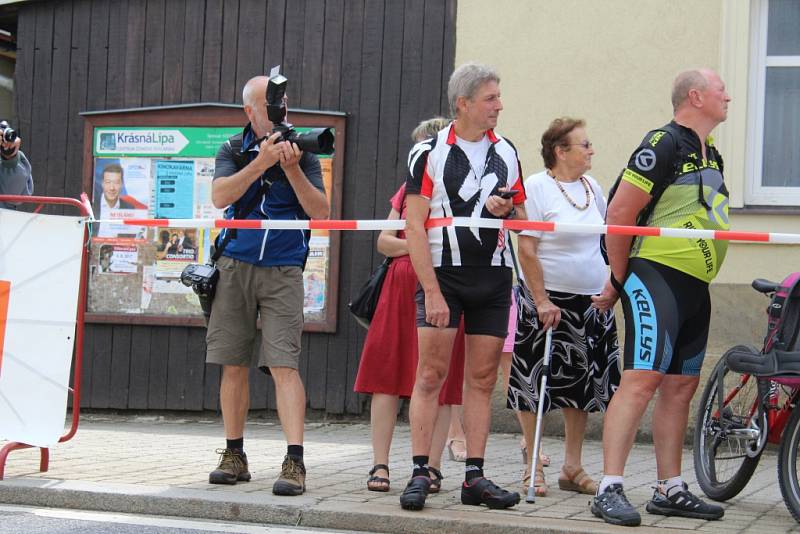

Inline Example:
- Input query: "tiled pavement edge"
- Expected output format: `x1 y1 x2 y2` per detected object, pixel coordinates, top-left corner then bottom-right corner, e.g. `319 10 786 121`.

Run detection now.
0 415 797 533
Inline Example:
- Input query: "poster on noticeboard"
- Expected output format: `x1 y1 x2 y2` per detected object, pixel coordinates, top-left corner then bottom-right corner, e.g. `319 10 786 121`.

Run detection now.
86 125 336 325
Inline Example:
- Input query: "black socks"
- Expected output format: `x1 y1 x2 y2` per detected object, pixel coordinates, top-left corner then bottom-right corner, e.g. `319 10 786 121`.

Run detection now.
412 455 430 478
465 457 484 482
287 444 304 462
227 437 244 455
411 456 485 481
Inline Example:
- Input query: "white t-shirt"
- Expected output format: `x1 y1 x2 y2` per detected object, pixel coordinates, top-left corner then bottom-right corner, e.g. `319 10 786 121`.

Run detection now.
455 135 491 180
520 170 608 295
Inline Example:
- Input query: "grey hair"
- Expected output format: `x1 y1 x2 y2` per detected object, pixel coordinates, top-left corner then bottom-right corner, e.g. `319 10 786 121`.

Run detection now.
671 69 709 111
242 76 268 107
447 62 500 117
411 117 450 142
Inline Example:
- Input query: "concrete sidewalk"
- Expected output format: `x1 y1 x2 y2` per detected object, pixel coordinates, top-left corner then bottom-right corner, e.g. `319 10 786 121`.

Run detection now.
0 415 795 533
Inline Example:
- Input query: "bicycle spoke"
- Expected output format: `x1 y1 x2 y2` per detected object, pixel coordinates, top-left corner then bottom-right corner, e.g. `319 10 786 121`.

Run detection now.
694 356 766 501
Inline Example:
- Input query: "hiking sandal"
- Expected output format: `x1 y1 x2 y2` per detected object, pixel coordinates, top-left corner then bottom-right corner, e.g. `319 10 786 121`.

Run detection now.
428 466 444 493
367 463 390 492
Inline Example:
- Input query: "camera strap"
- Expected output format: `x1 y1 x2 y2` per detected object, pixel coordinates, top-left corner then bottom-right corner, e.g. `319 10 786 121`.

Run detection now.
211 177 273 263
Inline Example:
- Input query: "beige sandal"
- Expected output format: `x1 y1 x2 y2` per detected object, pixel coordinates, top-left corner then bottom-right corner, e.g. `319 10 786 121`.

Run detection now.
447 438 467 462
522 465 547 496
557 466 597 495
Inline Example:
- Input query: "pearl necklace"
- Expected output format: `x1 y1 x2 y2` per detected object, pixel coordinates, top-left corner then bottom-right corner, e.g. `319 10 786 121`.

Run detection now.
549 172 590 210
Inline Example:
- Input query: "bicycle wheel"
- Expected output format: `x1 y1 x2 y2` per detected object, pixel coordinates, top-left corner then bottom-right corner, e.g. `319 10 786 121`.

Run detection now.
778 397 800 522
693 352 767 501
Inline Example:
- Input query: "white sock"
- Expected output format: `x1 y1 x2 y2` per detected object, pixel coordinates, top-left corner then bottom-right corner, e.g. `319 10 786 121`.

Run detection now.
598 475 624 495
658 475 683 497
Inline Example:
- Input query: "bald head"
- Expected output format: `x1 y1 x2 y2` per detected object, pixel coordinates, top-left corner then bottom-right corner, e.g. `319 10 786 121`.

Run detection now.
242 76 268 108
671 69 717 112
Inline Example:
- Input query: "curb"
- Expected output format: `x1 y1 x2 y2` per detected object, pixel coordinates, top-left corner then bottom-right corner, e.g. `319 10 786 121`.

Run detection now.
0 478 682 534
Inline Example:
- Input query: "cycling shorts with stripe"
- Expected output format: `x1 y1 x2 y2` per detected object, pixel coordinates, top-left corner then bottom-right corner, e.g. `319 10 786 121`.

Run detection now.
620 258 711 376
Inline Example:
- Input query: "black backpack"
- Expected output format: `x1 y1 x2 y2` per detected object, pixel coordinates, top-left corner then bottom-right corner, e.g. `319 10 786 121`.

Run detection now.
227 133 251 171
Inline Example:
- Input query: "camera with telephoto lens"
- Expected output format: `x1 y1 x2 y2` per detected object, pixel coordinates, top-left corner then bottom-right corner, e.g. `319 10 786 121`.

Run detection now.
180 263 219 321
265 72 334 155
0 121 17 143
0 121 18 158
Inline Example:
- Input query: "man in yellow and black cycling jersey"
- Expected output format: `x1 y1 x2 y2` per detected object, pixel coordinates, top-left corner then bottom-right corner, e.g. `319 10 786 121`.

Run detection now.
589 68 730 527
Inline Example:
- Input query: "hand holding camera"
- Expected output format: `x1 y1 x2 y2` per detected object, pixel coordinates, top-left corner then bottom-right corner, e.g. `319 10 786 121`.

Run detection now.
0 121 20 159
249 131 302 175
277 139 303 170
251 131 283 172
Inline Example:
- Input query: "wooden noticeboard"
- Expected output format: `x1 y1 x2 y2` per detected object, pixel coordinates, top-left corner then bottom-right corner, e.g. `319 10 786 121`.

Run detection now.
81 103 345 333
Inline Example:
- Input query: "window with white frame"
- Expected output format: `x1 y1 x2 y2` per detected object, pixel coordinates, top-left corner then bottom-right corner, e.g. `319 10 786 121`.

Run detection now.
747 0 800 206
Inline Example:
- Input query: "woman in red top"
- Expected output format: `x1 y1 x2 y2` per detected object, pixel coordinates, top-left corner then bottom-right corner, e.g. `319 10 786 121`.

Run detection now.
354 117 465 493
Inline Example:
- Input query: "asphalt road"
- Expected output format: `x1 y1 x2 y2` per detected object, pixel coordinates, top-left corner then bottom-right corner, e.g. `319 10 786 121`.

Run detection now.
0 504 371 534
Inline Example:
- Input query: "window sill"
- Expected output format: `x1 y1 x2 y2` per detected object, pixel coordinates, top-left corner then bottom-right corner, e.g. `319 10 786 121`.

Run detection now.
730 206 800 216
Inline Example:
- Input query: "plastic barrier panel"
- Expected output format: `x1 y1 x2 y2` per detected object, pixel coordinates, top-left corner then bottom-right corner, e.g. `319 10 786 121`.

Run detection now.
0 208 85 448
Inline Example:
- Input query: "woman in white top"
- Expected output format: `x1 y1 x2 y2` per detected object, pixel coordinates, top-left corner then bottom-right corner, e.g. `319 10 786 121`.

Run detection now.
508 118 620 497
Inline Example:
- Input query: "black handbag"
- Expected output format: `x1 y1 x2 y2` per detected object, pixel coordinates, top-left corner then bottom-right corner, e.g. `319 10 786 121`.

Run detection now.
348 257 392 329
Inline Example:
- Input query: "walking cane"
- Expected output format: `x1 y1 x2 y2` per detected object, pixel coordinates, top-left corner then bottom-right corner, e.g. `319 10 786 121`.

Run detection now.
526 326 553 504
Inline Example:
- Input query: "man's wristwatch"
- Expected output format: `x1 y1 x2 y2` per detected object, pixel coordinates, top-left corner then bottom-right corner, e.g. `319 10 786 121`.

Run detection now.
505 206 516 219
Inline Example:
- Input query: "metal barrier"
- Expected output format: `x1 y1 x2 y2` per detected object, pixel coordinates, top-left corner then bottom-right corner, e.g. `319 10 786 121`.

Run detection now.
0 195 90 480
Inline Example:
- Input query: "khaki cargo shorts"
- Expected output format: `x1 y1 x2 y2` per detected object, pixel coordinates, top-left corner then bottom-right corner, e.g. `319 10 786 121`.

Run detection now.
206 256 304 370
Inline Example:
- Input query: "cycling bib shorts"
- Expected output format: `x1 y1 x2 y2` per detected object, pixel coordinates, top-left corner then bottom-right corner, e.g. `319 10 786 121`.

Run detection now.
620 257 711 376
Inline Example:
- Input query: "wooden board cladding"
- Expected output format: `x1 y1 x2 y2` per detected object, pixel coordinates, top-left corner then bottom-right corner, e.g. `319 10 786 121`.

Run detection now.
17 0 456 414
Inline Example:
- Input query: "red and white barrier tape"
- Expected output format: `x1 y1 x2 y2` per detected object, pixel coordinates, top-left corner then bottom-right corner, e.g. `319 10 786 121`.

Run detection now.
90 216 800 244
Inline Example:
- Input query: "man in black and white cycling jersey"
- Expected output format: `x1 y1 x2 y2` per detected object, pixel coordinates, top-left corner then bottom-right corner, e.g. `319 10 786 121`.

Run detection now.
400 62 528 512
590 68 730 527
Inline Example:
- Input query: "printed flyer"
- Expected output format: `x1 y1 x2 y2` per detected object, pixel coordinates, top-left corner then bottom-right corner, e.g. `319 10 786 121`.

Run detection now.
92 157 149 239
154 160 195 219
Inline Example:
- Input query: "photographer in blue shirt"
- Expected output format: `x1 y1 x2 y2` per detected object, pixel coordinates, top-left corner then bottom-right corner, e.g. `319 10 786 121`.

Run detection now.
205 75 329 496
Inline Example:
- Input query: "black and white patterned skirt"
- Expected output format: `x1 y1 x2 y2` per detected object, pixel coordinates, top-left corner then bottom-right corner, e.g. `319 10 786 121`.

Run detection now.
507 282 621 413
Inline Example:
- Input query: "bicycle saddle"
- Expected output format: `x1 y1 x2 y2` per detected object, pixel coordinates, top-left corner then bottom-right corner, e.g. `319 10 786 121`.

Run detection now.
726 346 800 377
752 278 779 294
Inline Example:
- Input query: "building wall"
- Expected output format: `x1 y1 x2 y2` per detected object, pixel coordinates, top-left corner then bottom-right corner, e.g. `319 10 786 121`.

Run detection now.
14 0 457 414
457 0 720 196
456 0 795 336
